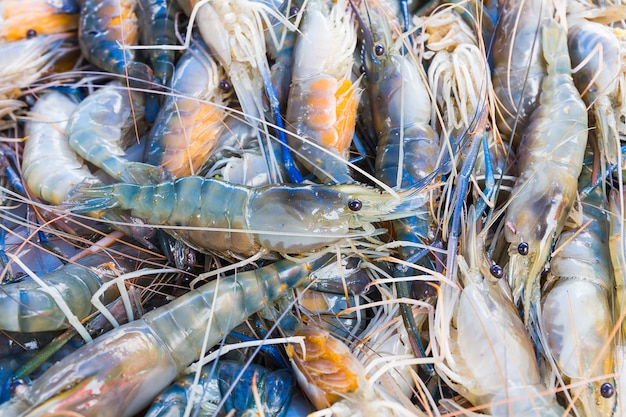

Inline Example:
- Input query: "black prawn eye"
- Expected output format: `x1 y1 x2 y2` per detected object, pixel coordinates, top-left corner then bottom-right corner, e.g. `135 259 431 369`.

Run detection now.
289 6 299 17
219 79 232 93
374 43 385 56
600 382 615 398
517 242 529 256
489 264 503 279
347 199 362 212
26 29 37 38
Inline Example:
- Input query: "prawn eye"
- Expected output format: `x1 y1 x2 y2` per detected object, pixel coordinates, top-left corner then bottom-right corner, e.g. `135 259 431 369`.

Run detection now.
600 382 614 398
347 199 362 212
9 379 27 396
289 6 299 17
374 43 385 56
540 267 550 279
26 29 37 38
489 264 503 279
517 242 529 256
219 79 232 93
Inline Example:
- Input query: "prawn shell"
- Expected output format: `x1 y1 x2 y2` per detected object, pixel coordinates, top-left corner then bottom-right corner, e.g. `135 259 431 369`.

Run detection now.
0 0 78 40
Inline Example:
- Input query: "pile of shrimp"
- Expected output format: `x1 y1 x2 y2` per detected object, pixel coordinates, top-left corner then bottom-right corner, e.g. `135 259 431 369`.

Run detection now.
0 0 625 415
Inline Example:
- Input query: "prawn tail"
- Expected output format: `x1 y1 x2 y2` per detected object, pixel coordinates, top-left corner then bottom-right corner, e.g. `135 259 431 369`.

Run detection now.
63 183 122 213
119 161 164 184
541 18 570 75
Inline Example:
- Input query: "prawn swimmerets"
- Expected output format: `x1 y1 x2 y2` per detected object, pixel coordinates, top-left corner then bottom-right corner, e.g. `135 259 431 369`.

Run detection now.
503 18 588 324
285 0 361 184
63 177 429 257
0 255 332 417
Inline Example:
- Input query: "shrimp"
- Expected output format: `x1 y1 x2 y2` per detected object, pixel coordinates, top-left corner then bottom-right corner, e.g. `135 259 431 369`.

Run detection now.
143 37 230 179
433 207 566 416
145 360 294 417
285 0 361 184
286 325 427 417
539 178 617 417
136 0 180 89
79 0 153 87
22 90 155 246
62 177 430 257
0 33 74 118
503 18 588 324
0 0 78 41
66 81 161 184
176 0 296 182
0 255 332 417
567 2 626 172
491 0 552 143
0 244 147 332
357 1 440 363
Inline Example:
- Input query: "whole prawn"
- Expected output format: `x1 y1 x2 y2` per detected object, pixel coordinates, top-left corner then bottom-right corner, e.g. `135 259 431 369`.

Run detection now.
503 18 588 324
143 36 230 179
285 0 361 184
79 0 153 87
433 207 566 416
0 255 332 417
63 177 429 258
539 175 617 417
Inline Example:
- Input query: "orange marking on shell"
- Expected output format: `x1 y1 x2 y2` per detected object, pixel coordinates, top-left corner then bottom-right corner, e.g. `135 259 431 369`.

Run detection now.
308 77 336 93
164 103 224 177
333 78 360 153
2 0 78 40
287 327 360 406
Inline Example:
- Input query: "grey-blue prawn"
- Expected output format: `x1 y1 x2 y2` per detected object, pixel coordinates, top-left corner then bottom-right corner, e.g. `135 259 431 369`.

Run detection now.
0 255 332 417
79 0 153 87
503 17 588 324
63 177 430 258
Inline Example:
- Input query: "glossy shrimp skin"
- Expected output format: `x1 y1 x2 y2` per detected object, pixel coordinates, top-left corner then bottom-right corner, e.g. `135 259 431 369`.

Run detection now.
491 0 551 143
0 246 143 332
144 37 228 179
567 4 624 169
67 82 161 184
22 91 89 206
434 209 566 416
136 0 180 89
78 0 153 86
0 0 78 41
0 255 331 417
285 0 360 184
610 188 626 338
64 177 428 257
540 182 616 417
503 18 588 323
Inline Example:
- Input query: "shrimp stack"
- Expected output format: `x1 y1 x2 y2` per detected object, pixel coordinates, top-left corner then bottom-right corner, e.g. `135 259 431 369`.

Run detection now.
0 0 626 416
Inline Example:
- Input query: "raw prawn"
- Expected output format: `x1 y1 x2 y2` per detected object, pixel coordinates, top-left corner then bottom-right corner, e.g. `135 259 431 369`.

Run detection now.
503 18 588 323
63 177 430 257
0 255 332 417
0 0 78 41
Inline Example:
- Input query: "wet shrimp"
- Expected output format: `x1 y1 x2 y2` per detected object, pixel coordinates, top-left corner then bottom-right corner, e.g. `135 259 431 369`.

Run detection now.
0 255 332 417
0 33 74 118
143 36 230 179
285 0 361 184
491 0 552 143
503 18 588 324
63 177 430 258
0 0 78 41
66 81 161 184
433 207 566 416
22 90 155 245
79 0 153 87
539 176 617 417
